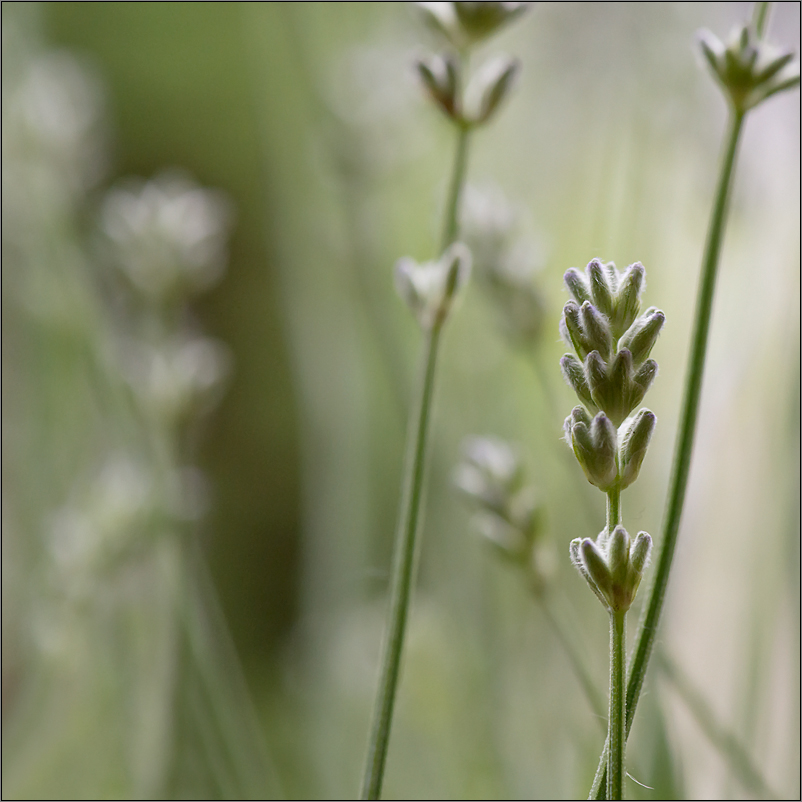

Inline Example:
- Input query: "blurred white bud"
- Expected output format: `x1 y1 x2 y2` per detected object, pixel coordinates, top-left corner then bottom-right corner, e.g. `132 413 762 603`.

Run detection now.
49 456 155 584
126 335 232 424
100 171 233 302
394 242 471 330
464 54 520 125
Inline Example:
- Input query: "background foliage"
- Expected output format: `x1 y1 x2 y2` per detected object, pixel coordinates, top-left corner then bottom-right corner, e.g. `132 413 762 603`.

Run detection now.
3 2 799 799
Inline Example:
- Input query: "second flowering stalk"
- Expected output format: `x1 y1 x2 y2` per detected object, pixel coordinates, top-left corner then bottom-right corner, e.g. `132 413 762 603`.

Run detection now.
559 258 664 799
360 4 528 799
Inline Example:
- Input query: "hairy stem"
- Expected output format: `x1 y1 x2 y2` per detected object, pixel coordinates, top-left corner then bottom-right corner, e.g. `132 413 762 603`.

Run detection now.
590 106 746 801
606 486 621 533
360 119 471 801
607 610 627 800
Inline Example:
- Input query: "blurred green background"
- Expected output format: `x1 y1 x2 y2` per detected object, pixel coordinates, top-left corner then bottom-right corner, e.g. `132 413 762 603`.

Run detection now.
2 2 799 799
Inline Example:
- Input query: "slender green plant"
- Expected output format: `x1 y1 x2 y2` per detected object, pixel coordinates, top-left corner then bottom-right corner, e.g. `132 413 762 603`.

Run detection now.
588 4 799 798
453 435 607 724
360 4 528 798
559 259 663 800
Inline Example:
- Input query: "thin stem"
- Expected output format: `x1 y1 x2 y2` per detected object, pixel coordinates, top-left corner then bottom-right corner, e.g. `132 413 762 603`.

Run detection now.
606 486 621 533
360 324 442 800
360 116 472 799
607 610 627 800
442 122 471 252
589 108 746 801
752 2 771 38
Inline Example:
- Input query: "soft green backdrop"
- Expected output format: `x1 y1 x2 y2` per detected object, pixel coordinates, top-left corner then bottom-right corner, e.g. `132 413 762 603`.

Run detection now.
3 2 799 799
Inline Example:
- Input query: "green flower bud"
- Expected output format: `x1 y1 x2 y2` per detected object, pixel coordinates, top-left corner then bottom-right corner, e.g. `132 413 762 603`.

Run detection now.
560 353 596 411
570 537 606 607
611 262 644 338
605 348 636 425
571 527 653 612
619 409 656 490
584 349 608 395
633 358 658 396
564 267 591 305
579 301 613 361
629 531 653 578
580 537 613 598
560 300 587 358
416 53 460 120
565 408 618 491
607 525 630 587
563 260 651 340
582 347 657 427
587 258 615 318
563 404 591 441
618 307 665 367
466 55 520 125
698 24 800 113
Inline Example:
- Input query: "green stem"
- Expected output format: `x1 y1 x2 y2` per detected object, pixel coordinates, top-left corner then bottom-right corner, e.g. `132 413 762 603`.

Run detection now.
442 122 471 252
608 610 627 800
360 118 471 800
590 108 746 801
606 486 621 533
360 324 442 800
752 2 771 37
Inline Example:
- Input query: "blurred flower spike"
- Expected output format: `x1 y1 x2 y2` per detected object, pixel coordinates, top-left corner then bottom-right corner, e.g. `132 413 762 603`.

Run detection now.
395 242 471 330
416 2 530 51
100 171 233 304
698 23 800 114
454 436 554 592
415 2 526 127
416 52 520 127
570 526 652 613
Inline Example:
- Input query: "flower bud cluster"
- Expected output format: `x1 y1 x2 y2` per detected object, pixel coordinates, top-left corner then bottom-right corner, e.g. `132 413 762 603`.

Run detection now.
560 259 661 610
698 23 800 114
416 53 519 129
415 3 528 128
569 526 652 613
453 436 553 591
395 242 471 330
559 259 663 490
